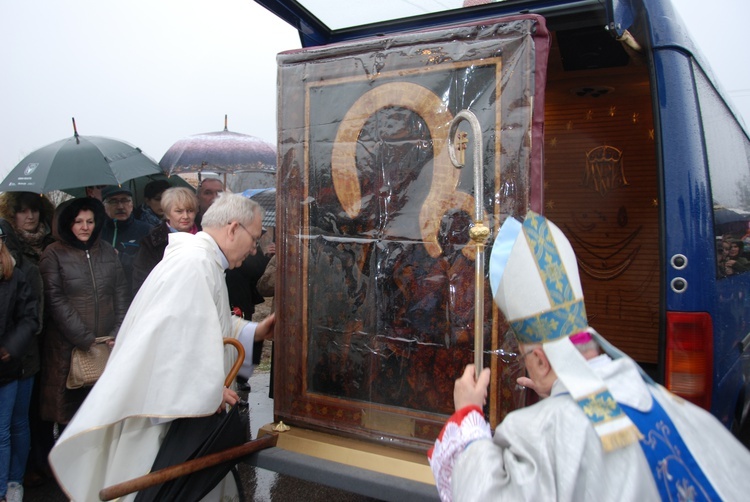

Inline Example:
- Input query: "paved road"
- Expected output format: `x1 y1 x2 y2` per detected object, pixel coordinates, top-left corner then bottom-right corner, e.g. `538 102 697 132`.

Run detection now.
29 349 750 500
25 369 379 501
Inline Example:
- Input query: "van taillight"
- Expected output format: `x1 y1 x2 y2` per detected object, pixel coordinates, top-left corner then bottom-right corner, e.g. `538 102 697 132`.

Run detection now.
665 312 713 410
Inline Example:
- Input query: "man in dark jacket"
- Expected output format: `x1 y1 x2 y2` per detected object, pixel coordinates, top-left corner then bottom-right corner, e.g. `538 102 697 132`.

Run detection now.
195 178 224 228
99 186 151 300
133 180 170 228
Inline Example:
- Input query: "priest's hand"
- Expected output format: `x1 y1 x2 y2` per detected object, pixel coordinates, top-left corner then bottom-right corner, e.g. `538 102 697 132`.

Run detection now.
219 387 239 413
454 365 490 411
253 313 276 342
516 375 551 398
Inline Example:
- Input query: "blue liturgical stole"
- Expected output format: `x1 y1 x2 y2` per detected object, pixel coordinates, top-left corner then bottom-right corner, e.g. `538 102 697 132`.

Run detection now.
620 397 720 501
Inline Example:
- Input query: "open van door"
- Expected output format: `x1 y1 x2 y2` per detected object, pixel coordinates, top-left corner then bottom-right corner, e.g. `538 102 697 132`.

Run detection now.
604 0 635 36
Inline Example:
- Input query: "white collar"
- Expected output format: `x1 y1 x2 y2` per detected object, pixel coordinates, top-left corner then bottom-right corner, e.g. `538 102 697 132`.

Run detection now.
199 231 230 270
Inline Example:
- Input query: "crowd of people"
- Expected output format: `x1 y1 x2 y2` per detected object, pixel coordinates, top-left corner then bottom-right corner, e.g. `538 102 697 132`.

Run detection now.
717 231 750 277
0 179 276 502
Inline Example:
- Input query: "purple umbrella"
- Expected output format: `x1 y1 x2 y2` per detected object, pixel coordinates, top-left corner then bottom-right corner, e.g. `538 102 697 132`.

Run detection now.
159 116 276 177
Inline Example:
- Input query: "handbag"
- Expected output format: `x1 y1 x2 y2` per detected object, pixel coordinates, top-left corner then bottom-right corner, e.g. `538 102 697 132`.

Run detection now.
66 336 114 389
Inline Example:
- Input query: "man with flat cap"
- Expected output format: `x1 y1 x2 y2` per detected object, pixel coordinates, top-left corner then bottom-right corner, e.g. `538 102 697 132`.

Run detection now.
100 185 151 299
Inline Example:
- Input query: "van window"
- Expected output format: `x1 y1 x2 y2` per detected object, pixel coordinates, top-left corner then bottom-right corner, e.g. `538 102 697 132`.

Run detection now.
698 63 750 278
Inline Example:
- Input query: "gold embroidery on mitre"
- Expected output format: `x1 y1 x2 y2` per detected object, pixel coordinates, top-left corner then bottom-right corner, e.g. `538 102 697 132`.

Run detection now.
510 298 587 344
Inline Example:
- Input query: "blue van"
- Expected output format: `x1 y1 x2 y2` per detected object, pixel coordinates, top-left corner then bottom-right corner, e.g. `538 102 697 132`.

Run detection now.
259 0 750 453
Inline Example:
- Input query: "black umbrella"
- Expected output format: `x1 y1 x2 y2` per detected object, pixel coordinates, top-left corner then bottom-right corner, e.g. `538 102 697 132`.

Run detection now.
104 339 254 501
0 118 161 194
133 406 247 502
159 116 276 177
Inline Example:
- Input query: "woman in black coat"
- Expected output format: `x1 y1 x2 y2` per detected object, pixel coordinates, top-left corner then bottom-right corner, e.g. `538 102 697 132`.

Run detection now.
38 198 129 426
0 224 40 502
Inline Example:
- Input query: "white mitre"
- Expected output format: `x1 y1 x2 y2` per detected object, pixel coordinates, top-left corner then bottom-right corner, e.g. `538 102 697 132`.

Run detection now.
489 211 641 452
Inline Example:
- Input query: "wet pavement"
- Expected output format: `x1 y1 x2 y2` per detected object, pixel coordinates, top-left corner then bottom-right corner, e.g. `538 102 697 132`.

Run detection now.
236 369 380 501
22 360 750 500
24 368 380 501
25 333 750 502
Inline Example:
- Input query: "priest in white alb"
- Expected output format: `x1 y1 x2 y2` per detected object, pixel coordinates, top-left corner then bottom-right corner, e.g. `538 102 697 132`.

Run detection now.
48 193 275 501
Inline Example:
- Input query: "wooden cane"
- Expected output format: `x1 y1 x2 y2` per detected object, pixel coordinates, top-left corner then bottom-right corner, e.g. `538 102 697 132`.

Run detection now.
223 338 245 387
98 433 278 501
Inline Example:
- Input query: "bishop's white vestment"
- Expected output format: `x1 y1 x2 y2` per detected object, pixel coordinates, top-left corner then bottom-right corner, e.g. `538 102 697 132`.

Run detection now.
429 355 750 501
49 231 258 501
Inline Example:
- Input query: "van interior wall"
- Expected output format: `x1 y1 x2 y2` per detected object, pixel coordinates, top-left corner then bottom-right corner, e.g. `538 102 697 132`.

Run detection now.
542 31 660 364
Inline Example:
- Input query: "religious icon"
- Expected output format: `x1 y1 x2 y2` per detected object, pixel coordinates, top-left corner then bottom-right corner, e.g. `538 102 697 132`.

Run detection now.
274 14 548 450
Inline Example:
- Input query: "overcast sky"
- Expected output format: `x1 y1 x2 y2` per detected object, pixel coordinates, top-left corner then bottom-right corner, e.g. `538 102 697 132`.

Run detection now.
1 0 748 182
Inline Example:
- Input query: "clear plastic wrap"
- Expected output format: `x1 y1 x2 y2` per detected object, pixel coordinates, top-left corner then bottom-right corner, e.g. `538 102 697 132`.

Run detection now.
274 14 549 450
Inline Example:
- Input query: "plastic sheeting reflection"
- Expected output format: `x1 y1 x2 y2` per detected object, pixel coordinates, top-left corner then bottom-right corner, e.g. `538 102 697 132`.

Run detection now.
275 15 547 447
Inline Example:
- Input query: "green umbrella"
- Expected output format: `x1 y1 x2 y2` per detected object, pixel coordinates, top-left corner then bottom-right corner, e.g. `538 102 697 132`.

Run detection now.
0 118 161 194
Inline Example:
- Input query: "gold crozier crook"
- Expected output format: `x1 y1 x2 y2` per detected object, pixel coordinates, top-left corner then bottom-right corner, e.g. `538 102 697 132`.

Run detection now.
448 110 490 379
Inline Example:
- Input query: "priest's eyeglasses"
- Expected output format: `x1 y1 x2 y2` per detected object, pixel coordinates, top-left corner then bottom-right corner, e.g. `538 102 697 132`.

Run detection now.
489 346 535 364
236 222 261 249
